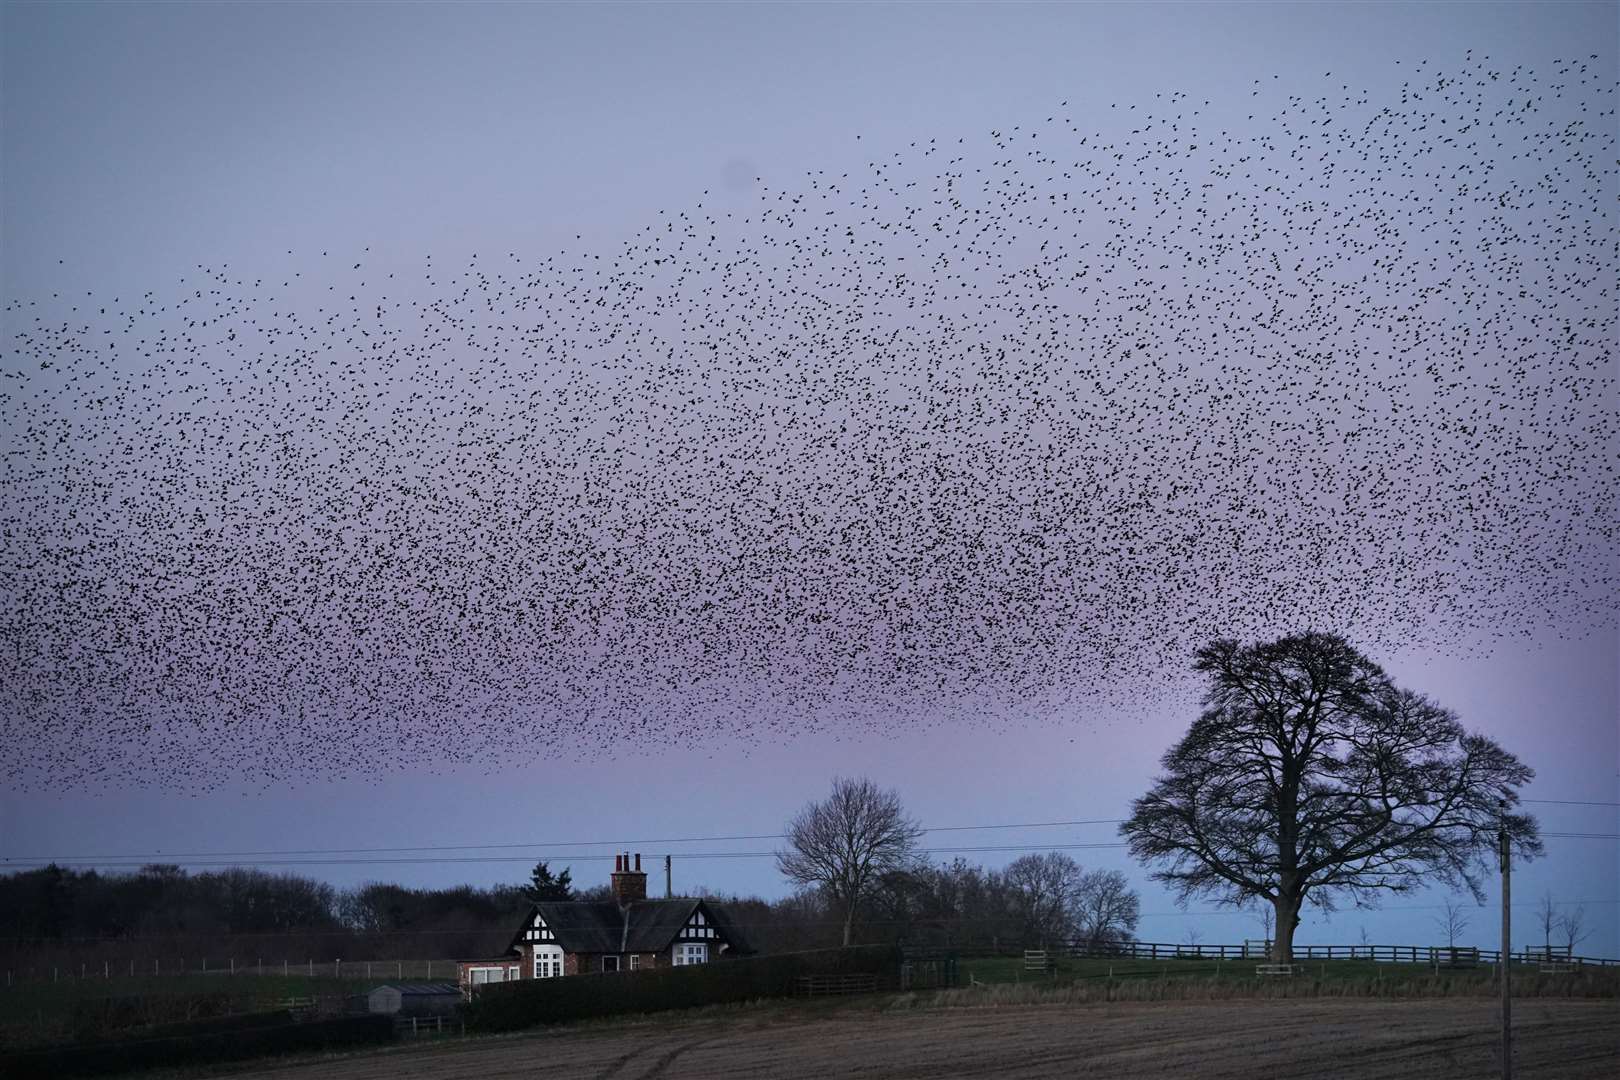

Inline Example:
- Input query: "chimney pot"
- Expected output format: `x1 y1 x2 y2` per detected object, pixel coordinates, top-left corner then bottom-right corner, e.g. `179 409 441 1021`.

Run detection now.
610 848 648 905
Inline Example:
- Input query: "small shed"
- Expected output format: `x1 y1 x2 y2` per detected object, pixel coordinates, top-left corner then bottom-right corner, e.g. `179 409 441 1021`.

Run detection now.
366 982 462 1016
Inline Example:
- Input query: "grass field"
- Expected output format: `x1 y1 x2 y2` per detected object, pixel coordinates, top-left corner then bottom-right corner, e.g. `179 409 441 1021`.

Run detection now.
959 958 1607 990
214 997 1620 1079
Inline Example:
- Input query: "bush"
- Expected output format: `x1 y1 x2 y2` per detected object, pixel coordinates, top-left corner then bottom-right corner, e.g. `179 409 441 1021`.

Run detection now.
0 1013 395 1078
463 945 900 1032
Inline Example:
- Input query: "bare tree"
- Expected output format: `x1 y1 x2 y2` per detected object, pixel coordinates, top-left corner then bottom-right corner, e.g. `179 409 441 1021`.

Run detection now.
1004 853 1084 948
1433 897 1471 949
1183 926 1203 948
776 777 924 947
1535 892 1559 959
1072 869 1140 951
1558 905 1590 955
1120 633 1541 963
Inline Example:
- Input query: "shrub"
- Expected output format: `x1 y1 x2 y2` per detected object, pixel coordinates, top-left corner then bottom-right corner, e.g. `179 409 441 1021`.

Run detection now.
0 1013 395 1078
463 945 900 1032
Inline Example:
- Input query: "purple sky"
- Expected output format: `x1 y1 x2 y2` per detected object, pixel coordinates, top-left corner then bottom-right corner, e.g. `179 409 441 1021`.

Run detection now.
2 1 1616 955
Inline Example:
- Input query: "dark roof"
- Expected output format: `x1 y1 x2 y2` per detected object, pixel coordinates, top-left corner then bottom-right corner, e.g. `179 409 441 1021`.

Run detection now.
507 899 754 957
622 900 698 952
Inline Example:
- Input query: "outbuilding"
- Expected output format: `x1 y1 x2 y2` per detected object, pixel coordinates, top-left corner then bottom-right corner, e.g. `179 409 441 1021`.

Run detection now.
366 982 462 1016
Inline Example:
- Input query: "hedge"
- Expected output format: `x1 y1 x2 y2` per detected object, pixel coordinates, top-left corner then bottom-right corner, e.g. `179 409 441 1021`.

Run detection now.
463 945 901 1032
0 1013 395 1079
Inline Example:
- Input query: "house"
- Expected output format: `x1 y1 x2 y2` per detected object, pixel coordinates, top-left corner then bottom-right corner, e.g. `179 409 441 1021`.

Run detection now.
457 852 752 990
366 983 462 1016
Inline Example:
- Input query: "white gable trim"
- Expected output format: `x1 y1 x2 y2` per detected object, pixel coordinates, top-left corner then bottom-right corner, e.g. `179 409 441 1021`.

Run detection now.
677 905 718 941
522 909 555 943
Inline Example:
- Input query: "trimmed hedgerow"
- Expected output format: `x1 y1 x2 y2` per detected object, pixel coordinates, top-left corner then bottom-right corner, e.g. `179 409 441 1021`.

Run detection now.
0 1013 395 1079
463 945 901 1032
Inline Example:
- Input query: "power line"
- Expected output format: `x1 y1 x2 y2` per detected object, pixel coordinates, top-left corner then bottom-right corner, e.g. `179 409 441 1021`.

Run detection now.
0 818 1128 864
9 817 1612 868
3 835 1614 872
0 842 1134 871
1522 799 1620 808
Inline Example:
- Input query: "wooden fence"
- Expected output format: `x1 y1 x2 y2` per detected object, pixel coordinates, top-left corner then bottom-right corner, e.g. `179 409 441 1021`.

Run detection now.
4 942 1615 988
1056 940 1619 967
796 972 880 996
393 1014 464 1038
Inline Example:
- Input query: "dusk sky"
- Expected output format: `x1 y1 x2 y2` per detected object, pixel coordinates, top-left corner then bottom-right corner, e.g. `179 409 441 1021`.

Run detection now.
2 0 1616 957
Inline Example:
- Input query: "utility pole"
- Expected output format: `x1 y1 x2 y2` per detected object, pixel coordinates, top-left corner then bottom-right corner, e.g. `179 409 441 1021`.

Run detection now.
1499 800 1511 1080
665 854 672 899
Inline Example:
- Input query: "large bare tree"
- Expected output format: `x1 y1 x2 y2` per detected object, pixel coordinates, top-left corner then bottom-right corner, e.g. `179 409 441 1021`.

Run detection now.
1120 632 1541 963
777 776 924 946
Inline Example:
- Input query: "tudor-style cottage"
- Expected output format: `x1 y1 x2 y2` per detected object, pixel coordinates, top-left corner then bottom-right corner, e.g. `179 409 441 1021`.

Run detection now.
457 852 751 990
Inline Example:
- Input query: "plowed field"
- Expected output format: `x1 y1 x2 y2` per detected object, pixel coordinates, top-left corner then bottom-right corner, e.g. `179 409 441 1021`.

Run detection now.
223 998 1618 1079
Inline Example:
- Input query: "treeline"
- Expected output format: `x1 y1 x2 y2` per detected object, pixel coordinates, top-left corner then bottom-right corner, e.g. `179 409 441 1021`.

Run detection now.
728 854 1139 953
0 853 1138 966
0 864 532 967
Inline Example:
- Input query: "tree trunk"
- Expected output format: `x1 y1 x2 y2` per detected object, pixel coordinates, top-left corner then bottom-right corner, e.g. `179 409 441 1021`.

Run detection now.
1272 895 1302 963
842 905 855 948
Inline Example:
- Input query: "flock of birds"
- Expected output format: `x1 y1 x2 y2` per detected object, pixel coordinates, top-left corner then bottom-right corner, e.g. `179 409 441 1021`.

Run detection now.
2 56 1614 789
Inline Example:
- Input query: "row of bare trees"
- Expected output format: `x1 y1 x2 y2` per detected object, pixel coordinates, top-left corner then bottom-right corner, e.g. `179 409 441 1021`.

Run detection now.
776 777 1140 949
777 633 1555 966
1421 893 1588 954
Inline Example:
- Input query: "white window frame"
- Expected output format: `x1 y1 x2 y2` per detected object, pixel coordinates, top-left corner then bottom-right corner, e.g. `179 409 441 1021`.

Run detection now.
673 943 708 966
533 945 564 979
629 954 640 971
602 955 620 973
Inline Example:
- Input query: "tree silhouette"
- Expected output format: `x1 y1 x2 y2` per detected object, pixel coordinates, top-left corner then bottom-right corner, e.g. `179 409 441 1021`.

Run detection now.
777 776 923 946
1121 632 1541 964
1433 897 1471 949
524 862 575 903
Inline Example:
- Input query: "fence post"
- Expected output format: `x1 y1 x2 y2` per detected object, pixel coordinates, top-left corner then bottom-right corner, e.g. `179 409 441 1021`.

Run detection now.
398 961 402 980
308 960 313 977
230 958 235 976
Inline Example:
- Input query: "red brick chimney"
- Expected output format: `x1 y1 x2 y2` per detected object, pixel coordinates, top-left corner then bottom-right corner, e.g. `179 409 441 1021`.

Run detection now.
612 851 647 905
